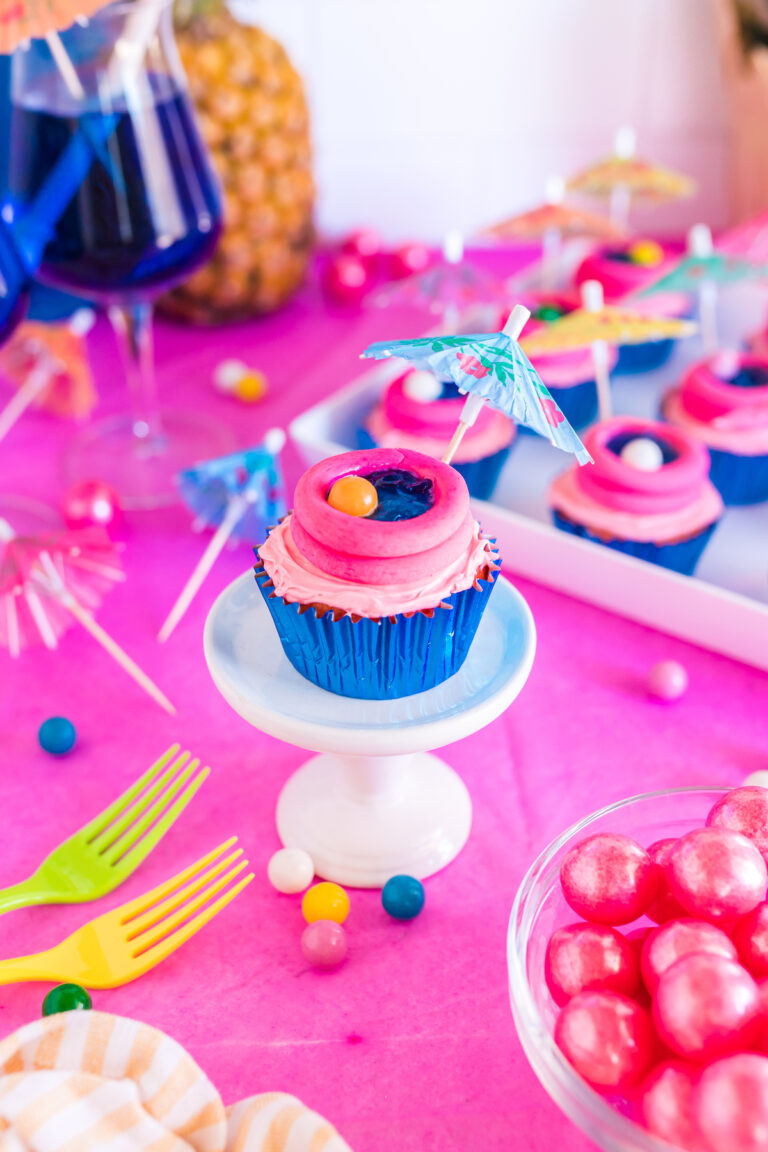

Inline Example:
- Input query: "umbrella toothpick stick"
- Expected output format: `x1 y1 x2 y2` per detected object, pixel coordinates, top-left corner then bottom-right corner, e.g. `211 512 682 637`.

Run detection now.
541 176 566 291
443 304 531 465
688 223 719 355
608 125 636 232
158 490 250 644
35 551 176 715
581 280 613 422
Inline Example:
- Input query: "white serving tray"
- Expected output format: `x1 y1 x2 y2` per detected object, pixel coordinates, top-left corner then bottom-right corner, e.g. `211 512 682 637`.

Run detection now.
289 285 768 673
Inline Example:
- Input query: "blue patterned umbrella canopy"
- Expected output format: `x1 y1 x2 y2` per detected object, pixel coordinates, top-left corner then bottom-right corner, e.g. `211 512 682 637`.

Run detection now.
362 306 591 464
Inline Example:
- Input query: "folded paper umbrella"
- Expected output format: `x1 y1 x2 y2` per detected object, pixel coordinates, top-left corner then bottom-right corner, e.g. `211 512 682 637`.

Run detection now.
0 310 96 445
362 304 592 465
483 176 621 290
522 279 698 420
158 430 287 642
718 209 768 263
370 230 505 332
567 126 695 231
639 223 768 354
0 521 176 714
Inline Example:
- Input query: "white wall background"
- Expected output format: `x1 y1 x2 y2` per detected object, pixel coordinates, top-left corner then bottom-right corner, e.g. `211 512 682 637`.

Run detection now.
233 0 730 242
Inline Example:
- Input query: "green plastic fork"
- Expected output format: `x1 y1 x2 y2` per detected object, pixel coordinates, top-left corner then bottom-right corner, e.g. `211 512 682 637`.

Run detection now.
0 744 209 914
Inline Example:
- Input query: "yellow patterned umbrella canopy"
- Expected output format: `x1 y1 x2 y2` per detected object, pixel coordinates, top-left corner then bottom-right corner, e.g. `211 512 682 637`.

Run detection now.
484 202 622 242
521 305 697 355
568 156 695 202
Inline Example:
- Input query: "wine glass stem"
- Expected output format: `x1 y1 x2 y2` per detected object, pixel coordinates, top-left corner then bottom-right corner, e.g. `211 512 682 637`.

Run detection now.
108 301 163 447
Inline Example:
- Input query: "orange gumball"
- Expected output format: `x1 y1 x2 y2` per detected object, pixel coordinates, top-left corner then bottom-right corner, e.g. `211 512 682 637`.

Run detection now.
327 475 378 517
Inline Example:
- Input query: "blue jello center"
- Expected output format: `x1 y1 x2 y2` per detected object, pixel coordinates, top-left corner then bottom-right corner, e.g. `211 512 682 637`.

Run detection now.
605 248 633 264
726 365 768 389
607 431 678 465
438 380 462 401
364 468 435 521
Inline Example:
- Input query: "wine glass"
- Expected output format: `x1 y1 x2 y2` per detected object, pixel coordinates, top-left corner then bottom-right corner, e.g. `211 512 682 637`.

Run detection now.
9 0 230 509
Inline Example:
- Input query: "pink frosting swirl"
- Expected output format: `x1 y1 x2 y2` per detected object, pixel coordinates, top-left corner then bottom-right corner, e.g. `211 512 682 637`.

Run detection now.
574 240 688 305
289 448 475 585
576 417 712 515
677 353 768 429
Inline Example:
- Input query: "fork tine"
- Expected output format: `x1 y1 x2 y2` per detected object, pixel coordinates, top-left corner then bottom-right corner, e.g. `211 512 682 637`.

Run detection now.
116 838 239 921
111 768 211 874
81 744 181 841
90 753 193 852
124 847 243 936
131 872 254 964
102 762 207 865
130 860 249 953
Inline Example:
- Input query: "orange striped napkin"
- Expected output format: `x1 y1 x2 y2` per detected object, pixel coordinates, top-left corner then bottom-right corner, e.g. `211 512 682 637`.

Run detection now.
0 1012 351 1151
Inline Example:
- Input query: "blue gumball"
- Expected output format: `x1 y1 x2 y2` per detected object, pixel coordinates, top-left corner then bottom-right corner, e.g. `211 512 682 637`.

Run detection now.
38 717 77 756
382 874 425 921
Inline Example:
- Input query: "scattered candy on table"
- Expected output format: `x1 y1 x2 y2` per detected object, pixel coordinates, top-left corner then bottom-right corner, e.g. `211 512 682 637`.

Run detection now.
320 252 369 305
212 358 268 403
62 479 122 531
301 920 348 970
327 475 378 517
381 875 425 920
389 241 431 280
648 659 689 701
38 716 77 756
42 983 92 1016
301 881 350 925
268 847 315 894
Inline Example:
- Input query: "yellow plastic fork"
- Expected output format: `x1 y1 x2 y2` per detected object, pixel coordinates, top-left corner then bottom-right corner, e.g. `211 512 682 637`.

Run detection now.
0 839 253 988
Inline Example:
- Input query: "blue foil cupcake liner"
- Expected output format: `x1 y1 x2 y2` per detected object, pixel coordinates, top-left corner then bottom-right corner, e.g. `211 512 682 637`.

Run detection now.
358 426 511 500
546 379 598 429
254 546 500 699
551 511 718 576
707 447 768 506
615 337 676 375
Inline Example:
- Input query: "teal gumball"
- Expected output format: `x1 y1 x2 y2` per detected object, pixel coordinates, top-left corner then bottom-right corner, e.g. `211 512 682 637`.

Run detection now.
382 875 425 920
38 717 76 755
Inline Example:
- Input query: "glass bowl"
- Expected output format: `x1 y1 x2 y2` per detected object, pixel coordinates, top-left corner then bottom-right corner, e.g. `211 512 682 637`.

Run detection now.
507 787 729 1152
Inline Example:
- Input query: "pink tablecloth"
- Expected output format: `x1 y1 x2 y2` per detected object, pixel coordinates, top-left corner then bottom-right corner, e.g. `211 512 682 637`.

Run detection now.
2 258 768 1152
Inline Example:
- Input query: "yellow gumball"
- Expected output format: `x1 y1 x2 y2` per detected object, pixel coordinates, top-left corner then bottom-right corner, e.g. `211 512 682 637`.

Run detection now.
628 239 664 268
327 475 378 517
234 371 268 403
302 881 350 925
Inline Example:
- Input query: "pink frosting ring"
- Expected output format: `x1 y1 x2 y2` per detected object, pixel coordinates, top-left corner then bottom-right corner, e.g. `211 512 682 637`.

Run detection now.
574 241 685 302
679 353 768 424
383 373 465 434
292 448 471 575
577 417 711 515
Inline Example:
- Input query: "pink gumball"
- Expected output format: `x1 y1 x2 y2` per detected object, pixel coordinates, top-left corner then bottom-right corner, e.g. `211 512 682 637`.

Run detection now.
62 479 122 531
646 838 688 924
648 660 689 701
389 242 431 280
641 919 738 993
668 828 767 924
545 922 640 1006
694 1054 768 1152
734 902 768 978
554 991 655 1090
708 788 768 863
641 1062 707 1152
341 228 382 269
653 952 761 1063
560 833 660 925
301 920 348 969
321 253 369 306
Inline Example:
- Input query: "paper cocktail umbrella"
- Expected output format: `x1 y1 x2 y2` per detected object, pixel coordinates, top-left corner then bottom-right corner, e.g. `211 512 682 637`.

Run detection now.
362 304 591 465
567 126 695 231
0 521 175 714
639 223 768 354
370 230 505 332
718 210 768 263
483 176 621 290
158 431 287 643
0 310 96 445
522 280 697 420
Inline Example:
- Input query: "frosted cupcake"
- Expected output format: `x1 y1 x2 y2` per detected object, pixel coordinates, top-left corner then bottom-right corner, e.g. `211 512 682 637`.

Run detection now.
549 417 723 574
574 239 690 373
255 447 500 699
663 351 768 505
362 368 514 499
514 293 619 428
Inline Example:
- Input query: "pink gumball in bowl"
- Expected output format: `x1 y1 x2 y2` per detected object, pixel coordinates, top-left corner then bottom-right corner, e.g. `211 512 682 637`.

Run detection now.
508 787 768 1152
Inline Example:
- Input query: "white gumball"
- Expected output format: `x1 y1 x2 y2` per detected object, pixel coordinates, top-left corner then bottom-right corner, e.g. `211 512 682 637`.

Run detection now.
403 370 443 403
267 847 315 894
744 771 768 789
213 358 248 392
620 437 664 472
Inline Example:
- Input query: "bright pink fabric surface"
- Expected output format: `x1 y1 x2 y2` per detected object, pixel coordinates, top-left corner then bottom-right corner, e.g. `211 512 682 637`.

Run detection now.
2 255 768 1152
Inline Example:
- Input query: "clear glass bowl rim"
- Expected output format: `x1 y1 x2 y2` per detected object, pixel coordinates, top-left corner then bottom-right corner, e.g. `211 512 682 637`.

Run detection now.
507 786 729 1152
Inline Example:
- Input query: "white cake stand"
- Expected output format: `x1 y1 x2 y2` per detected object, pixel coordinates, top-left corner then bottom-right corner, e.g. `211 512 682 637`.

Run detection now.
204 572 536 887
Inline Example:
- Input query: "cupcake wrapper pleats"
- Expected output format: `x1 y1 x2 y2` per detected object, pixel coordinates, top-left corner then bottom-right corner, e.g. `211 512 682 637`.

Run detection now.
552 511 717 576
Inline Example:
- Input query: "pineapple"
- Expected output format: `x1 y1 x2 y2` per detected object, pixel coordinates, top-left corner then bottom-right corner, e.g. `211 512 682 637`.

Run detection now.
160 1 314 323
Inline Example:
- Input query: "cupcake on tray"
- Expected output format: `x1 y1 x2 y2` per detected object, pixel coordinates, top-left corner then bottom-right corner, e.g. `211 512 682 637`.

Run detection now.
548 416 723 574
255 447 500 699
663 350 768 504
574 238 689 373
